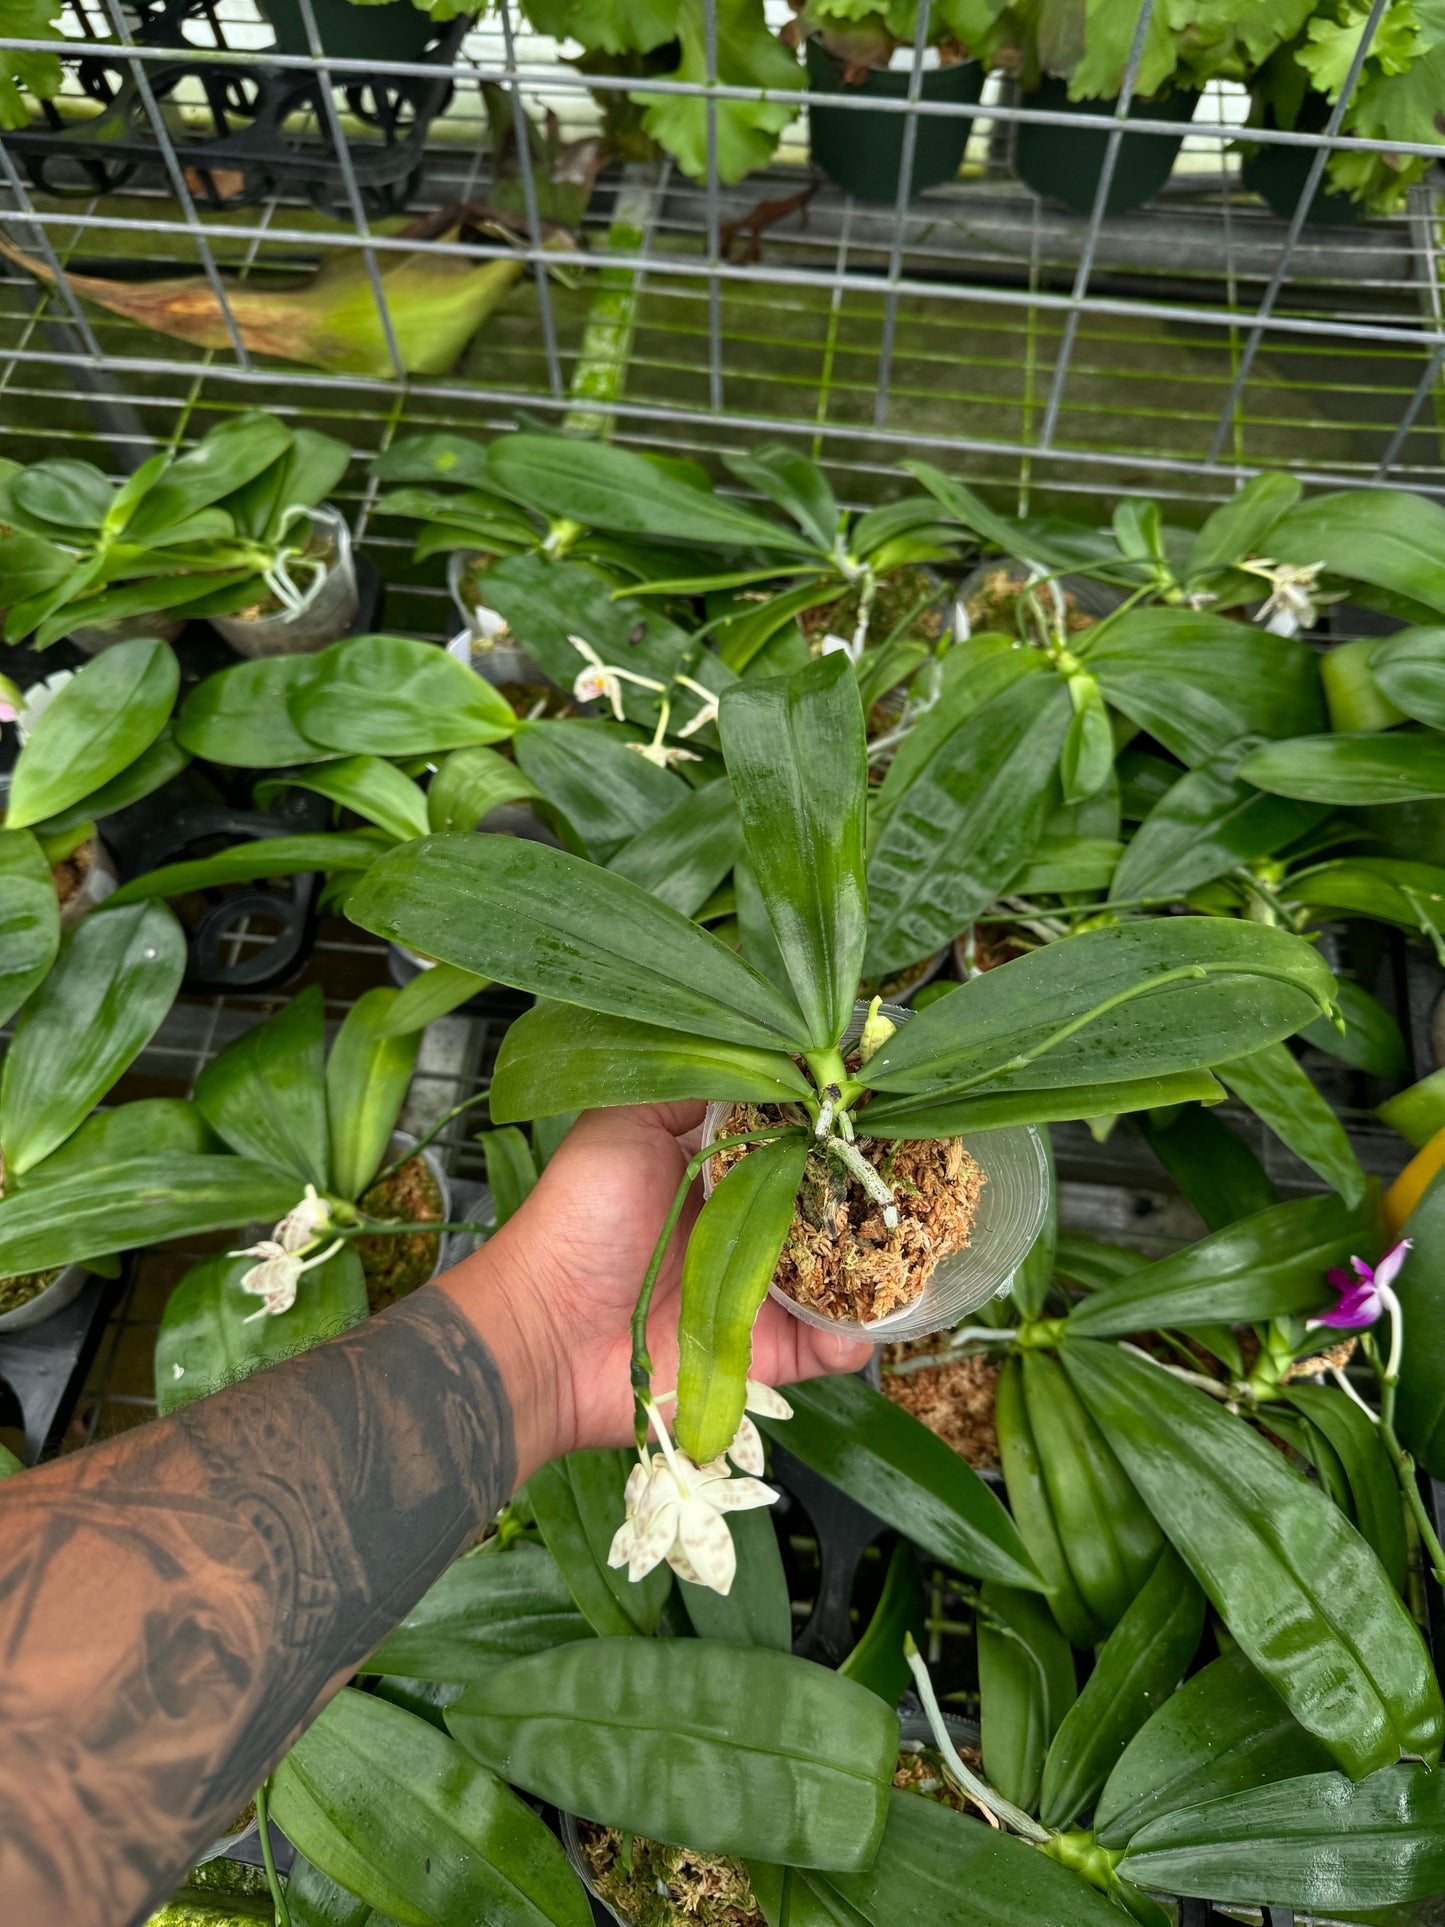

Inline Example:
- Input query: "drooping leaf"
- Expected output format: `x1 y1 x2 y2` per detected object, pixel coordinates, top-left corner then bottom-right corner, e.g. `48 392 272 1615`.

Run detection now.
860 1069 1226 1139
513 719 685 864
345 835 811 1053
1218 1042 1368 1207
528 1449 671 1639
326 987 421 1201
6 637 178 829
294 636 518 756
259 755 430 844
1269 488 1445 614
362 1542 593 1679
1285 1382 1409 1594
1237 731 1445 804
1135 1105 1277 1232
104 832 383 906
194 983 330 1190
978 1579 1077 1811
606 779 742 919
447 1639 898 1870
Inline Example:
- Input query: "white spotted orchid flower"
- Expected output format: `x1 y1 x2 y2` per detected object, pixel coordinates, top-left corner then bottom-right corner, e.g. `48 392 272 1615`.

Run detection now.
725 1380 793 1476
230 1184 344 1321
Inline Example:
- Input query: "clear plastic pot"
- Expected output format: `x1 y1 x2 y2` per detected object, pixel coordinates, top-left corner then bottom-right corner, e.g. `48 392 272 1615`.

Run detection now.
446 550 551 688
701 1002 1049 1346
69 610 186 656
211 506 359 657
0 1262 90 1334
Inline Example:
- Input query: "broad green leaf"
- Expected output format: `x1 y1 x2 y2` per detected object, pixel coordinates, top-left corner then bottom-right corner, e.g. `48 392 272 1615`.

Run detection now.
1270 488 1445 614
1390 1182 1445 1480
870 639 1045 829
176 652 335 768
514 719 685 864
678 1505 793 1652
271 1687 592 1927
0 829 59 1026
124 412 293 540
528 1449 671 1638
839 1537 926 1703
860 1070 1225 1138
447 1639 898 1870
23 1097 214 1185
0 901 185 1175
29 726 191 841
978 1579 1077 1811
754 1787 1126 1927
905 462 1105 572
294 636 517 755
1080 610 1324 767
1186 472 1303 580
154 1245 366 1415
862 919 1335 1097
1136 1105 1277 1232
995 1354 1107 1650
194 983 330 1189
285 1853 380 1927
6 637 177 828
104 833 382 906
12 458 114 529
427 745 540 834
326 987 421 1200
362 1542 592 1679
720 653 867 1050
606 779 741 919
1110 746 1327 904
345 835 811 1053
487 433 819 555
1301 978 1405 1080
1016 1350 1162 1634
1117 1763 1445 1909
1067 1190 1378 1337
864 674 1072 977
375 961 489 1037
723 445 838 552
755 1376 1045 1591
676 1134 809 1462
478 1127 537 1229
1371 626 1445 729
1377 1066 1445 1147
1286 1382 1408 1594
1060 1336 1443 1777
1238 730 1445 804
713 578 837 673
489 1002 812 1123
1093 1649 1334 1848
258 755 429 844
1039 1547 1205 1829
1218 1042 1368 1206
0 1154 299 1273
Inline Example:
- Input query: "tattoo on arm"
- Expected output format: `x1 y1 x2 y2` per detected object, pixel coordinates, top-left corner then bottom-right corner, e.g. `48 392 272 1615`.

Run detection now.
0 1291 516 1927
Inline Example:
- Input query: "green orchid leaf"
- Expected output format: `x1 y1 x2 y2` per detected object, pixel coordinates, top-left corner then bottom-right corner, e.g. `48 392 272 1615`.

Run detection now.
194 982 330 1190
427 745 540 835
719 652 868 1050
362 1542 593 1680
293 635 517 756
1185 473 1303 581
860 1069 1224 1138
258 755 430 844
606 779 742 919
0 1154 299 1273
978 1579 1077 1811
1136 1105 1277 1232
176 652 336 768
839 1537 927 1704
755 1376 1045 1591
374 962 490 1037
478 1127 537 1229
23 1097 215 1186
345 834 811 1053
1079 610 1324 767
679 1505 792 1652
104 832 383 907
1067 1190 1379 1337
904 462 1104 573
1270 488 1445 614
676 1134 809 1463
1060 1336 1443 1778
123 412 293 540
870 638 1044 829
29 726 191 842
1285 1383 1408 1594
487 433 816 554
5 636 178 829
712 578 837 675
1109 745 1327 904
995 1354 1108 1650
1238 730 1445 804
529 1448 672 1639
0 901 186 1176
1300 979 1405 1079
864 674 1073 977
514 719 686 864
1093 1649 1335 1849
1370 626 1445 729
0 829 59 1027
861 919 1335 1096
1289 855 1445 931
1059 673 1114 805
326 987 421 1201
489 1002 812 1123
1039 1547 1205 1830
1117 1763 1445 1910
1218 1042 1368 1206
154 1245 366 1416
447 1639 897 1870
224 426 349 544
722 445 838 553
1011 1350 1162 1635
1390 1186 1445 1480
271 1687 592 1927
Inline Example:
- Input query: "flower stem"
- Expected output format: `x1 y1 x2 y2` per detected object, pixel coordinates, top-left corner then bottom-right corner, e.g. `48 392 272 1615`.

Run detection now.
904 1637 1049 1842
254 1780 291 1927
373 1094 488 1187
325 1218 493 1238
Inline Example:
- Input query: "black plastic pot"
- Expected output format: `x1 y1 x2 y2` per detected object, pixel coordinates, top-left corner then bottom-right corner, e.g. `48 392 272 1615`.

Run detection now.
806 38 984 202
0 1272 116 1463
1242 90 1364 226
1014 77 1198 215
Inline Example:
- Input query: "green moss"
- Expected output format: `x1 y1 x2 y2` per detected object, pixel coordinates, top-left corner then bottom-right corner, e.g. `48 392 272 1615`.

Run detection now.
579 1824 763 1927
0 1268 59 1317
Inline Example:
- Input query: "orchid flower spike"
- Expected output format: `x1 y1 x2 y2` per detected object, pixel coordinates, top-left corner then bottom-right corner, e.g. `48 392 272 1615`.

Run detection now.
1309 1240 1412 1331
231 1185 343 1320
671 674 721 740
629 698 702 769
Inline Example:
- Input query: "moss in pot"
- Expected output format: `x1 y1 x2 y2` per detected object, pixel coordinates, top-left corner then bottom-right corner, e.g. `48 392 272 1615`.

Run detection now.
881 1339 1001 1470
355 1150 445 1312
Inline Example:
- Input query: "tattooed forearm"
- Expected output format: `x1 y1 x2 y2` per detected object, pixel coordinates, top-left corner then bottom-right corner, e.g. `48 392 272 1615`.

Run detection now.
0 1290 516 1927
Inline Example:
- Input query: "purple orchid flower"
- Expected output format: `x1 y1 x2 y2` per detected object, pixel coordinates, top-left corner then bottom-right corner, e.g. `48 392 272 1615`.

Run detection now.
1309 1240 1412 1331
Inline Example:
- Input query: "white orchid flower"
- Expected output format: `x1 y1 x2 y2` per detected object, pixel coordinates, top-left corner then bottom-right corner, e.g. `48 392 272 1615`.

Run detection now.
13 669 74 744
608 1398 780 1595
672 674 720 740
567 633 666 722
1238 558 1333 635
231 1185 343 1321
628 696 702 770
726 1381 794 1476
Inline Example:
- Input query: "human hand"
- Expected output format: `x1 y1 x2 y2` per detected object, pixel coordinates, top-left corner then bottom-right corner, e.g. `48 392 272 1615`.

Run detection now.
444 1102 870 1476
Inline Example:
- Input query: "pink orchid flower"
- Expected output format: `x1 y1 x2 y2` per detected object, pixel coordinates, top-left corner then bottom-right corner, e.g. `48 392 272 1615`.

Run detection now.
1309 1240 1411 1330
